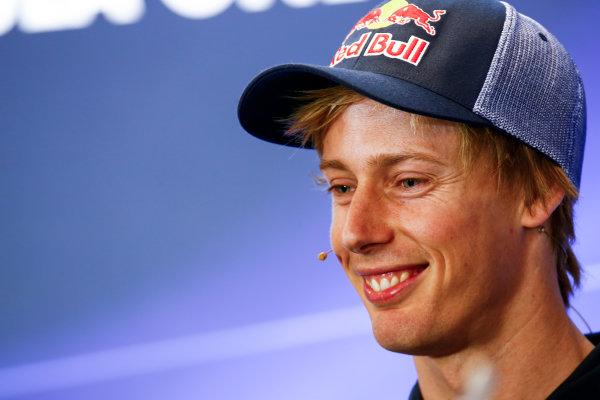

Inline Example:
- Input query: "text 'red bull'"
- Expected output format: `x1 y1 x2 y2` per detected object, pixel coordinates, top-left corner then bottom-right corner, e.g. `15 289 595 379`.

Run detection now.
331 32 430 66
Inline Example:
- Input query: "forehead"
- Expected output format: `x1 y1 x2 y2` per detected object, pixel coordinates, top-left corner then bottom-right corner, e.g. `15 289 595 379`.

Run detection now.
320 98 460 169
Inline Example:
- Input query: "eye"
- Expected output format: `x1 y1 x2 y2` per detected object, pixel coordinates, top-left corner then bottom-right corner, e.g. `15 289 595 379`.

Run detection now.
400 178 421 189
328 185 355 194
392 176 432 197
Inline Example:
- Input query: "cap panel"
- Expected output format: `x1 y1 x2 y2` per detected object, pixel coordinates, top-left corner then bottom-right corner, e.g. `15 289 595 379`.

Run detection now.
337 0 506 111
237 68 336 147
237 64 490 147
473 2 586 187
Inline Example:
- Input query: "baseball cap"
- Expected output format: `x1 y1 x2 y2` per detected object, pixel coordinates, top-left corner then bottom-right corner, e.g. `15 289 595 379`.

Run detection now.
237 0 586 188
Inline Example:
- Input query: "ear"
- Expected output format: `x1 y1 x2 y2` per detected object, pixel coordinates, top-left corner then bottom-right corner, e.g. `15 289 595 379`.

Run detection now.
520 185 565 228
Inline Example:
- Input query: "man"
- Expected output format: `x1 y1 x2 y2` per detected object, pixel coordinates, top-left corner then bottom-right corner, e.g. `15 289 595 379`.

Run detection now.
237 0 599 398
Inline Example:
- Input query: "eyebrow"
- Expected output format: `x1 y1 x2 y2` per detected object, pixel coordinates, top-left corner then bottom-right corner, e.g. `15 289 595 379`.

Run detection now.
319 159 349 171
319 152 445 172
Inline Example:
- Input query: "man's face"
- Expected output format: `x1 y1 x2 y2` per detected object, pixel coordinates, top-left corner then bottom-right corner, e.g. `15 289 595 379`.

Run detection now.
320 98 528 357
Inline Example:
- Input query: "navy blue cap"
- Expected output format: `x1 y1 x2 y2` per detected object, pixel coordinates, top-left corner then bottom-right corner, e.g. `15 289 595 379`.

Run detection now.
238 0 586 188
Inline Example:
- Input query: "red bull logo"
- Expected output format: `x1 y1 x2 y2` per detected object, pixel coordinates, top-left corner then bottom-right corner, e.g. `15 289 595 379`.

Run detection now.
386 4 446 35
353 8 382 31
331 33 429 66
332 0 446 67
347 0 446 37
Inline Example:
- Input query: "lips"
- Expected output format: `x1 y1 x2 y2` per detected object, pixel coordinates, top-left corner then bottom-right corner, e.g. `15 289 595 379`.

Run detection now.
361 265 427 304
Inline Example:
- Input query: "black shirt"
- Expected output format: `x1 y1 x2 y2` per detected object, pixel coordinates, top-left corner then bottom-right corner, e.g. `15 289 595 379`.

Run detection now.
409 333 600 399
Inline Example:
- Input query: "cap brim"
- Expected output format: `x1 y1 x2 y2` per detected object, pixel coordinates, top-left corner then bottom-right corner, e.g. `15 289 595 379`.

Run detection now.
238 63 491 147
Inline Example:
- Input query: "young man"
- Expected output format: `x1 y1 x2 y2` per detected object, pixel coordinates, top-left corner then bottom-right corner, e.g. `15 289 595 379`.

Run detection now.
238 0 599 398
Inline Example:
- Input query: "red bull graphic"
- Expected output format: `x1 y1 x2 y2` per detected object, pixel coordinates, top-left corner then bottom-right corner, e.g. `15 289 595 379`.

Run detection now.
386 5 446 36
332 0 446 67
342 7 382 43
343 0 446 40
353 8 382 31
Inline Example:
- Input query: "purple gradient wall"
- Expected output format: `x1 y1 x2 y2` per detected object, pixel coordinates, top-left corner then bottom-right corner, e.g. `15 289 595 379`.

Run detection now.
0 0 598 398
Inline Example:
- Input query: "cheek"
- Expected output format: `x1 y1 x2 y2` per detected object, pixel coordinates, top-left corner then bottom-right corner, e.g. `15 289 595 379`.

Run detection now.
393 198 496 281
388 198 462 246
422 212 483 261
419 199 521 286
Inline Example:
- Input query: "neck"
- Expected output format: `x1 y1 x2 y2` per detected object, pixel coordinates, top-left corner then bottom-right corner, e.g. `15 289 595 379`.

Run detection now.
414 311 592 399
413 239 594 400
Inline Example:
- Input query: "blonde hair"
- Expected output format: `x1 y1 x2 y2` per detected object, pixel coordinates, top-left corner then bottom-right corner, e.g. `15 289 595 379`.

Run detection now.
286 86 580 306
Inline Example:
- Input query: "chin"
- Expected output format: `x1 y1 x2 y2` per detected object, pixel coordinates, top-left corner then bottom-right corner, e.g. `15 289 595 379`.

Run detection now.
368 311 458 357
369 313 424 355
373 328 424 355
372 327 454 356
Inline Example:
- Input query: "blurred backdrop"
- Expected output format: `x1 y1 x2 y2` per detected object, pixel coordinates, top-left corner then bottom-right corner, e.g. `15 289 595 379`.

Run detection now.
0 0 599 398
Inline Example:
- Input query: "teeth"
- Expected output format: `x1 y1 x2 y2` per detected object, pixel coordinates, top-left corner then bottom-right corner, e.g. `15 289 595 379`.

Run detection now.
399 271 410 283
380 278 390 291
367 270 419 292
371 278 380 292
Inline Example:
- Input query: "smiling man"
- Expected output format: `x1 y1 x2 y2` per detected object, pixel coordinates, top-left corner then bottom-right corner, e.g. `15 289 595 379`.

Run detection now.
237 0 599 398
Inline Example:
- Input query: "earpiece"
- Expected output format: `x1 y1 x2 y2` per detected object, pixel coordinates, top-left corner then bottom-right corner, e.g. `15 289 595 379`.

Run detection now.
318 249 333 261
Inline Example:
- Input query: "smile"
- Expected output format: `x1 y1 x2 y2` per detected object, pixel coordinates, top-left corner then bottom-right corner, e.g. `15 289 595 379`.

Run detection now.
362 265 428 304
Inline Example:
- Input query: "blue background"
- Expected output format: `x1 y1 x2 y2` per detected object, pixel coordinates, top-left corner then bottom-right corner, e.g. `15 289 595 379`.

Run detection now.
0 0 599 398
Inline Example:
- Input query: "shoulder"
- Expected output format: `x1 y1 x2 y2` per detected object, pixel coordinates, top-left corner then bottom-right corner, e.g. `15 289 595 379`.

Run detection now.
408 382 423 400
546 332 600 399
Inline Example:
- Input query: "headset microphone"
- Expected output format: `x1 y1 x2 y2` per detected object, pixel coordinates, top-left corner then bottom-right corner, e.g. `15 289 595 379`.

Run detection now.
318 250 333 261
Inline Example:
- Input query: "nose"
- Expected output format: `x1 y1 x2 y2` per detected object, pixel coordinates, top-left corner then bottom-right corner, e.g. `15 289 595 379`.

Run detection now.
341 186 393 254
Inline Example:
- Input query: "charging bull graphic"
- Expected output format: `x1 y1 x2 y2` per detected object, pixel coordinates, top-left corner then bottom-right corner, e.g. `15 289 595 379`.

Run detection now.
386 4 446 35
345 0 446 40
354 8 383 31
